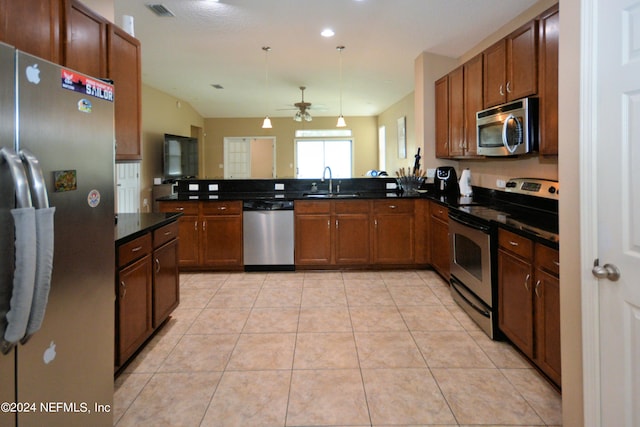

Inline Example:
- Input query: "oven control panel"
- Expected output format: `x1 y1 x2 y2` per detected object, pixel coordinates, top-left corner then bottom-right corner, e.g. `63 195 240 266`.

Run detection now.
505 178 559 200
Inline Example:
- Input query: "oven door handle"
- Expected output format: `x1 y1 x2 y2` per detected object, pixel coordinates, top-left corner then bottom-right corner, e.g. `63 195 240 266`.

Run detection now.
451 280 491 318
449 214 491 233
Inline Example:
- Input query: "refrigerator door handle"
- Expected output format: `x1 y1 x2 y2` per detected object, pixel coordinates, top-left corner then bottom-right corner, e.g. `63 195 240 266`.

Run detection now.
19 150 55 344
0 148 37 354
20 149 49 209
0 147 32 208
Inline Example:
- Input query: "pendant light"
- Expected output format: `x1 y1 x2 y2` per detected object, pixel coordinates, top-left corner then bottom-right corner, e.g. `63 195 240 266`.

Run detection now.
261 46 272 129
336 46 346 128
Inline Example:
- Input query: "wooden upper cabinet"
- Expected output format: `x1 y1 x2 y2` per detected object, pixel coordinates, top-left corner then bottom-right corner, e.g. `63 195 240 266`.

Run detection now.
0 0 63 63
484 20 538 108
448 66 465 157
538 4 560 155
434 75 449 158
64 0 107 78
108 24 142 161
463 54 483 156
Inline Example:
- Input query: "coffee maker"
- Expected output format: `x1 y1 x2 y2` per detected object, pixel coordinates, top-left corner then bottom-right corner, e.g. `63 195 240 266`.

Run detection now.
433 166 459 196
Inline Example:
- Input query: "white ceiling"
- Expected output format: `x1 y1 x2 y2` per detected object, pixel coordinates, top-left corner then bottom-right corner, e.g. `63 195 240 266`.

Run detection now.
113 0 538 119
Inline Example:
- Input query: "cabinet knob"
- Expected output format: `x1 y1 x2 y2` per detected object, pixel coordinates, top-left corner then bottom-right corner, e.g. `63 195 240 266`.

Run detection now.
509 240 519 247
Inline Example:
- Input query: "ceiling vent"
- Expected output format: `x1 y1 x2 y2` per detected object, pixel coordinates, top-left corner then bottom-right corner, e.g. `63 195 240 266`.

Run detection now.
211 84 224 89
146 4 175 17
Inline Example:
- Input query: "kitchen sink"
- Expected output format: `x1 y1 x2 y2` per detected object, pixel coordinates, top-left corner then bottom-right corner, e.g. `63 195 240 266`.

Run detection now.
302 192 360 198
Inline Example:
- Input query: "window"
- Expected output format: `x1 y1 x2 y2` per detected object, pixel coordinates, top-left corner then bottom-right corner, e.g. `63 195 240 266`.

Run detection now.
295 139 352 178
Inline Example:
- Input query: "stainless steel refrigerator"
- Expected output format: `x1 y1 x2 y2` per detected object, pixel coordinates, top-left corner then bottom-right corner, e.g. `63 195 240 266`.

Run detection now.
0 42 115 426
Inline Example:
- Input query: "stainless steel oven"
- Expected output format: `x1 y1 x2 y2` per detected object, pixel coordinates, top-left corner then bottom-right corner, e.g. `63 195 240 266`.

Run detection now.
449 207 499 338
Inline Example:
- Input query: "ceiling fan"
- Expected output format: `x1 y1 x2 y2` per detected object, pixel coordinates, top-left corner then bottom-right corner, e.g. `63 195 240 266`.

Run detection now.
281 86 313 122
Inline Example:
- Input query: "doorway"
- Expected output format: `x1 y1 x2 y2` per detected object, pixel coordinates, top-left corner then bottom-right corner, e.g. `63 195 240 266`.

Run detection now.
223 137 275 179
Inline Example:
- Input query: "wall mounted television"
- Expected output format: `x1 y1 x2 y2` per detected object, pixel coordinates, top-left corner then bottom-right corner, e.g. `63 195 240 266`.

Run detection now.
163 134 199 181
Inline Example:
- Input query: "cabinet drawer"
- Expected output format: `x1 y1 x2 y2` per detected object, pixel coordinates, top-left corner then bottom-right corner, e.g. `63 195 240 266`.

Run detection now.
153 221 178 248
430 202 449 222
295 200 331 214
158 201 199 215
499 229 533 259
373 199 414 214
536 243 559 276
201 201 242 215
334 200 370 214
118 233 152 267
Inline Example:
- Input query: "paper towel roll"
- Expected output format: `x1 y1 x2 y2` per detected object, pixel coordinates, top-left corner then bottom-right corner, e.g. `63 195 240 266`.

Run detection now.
122 15 135 36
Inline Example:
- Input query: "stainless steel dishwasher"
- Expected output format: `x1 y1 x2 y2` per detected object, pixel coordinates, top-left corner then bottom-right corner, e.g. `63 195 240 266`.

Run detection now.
243 199 295 271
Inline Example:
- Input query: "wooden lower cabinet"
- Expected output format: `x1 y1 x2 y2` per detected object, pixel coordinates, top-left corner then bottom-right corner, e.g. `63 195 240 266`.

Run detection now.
117 253 152 366
116 219 180 370
295 200 370 266
372 200 415 264
152 238 179 327
335 201 371 265
158 200 243 269
498 228 561 386
429 201 450 279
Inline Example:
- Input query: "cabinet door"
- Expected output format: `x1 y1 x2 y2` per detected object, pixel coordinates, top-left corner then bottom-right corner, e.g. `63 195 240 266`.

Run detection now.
507 20 538 101
201 215 243 267
117 254 152 364
448 66 465 157
538 5 559 155
373 213 415 264
534 267 561 385
153 239 180 327
334 213 370 265
65 0 107 77
108 24 142 161
498 249 534 357
435 75 450 158
0 0 63 63
430 216 450 279
295 214 332 265
176 215 200 267
483 40 507 108
463 54 483 156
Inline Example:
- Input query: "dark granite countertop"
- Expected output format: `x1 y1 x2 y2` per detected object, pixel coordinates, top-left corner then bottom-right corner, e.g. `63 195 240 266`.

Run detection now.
115 212 182 244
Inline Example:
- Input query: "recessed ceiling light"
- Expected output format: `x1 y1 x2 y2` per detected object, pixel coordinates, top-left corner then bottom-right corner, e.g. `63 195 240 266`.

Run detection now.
321 28 335 38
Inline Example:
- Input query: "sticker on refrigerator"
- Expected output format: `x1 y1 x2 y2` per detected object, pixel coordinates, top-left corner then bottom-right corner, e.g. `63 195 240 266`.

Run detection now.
87 189 101 208
61 70 114 102
53 170 77 192
25 63 41 84
78 99 92 113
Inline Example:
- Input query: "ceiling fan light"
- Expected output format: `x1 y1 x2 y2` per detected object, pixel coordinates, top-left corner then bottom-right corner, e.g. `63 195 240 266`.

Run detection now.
304 111 312 122
262 116 272 128
336 115 347 127
293 111 302 122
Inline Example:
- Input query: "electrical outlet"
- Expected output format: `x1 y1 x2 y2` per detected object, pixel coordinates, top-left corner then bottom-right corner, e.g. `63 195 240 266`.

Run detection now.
496 179 506 188
426 168 436 178
143 198 148 207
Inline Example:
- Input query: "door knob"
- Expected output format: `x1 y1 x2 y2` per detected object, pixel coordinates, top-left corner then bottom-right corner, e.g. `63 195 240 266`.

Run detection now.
592 258 621 281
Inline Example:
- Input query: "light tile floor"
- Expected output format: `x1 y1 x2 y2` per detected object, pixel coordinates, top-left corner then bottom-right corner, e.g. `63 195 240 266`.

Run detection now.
114 270 562 427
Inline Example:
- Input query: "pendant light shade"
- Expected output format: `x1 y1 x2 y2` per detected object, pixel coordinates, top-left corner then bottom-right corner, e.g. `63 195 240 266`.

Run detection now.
261 46 272 129
336 46 346 128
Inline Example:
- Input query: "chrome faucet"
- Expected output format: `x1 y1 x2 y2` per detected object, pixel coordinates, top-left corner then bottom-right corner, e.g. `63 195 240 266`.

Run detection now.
321 166 333 194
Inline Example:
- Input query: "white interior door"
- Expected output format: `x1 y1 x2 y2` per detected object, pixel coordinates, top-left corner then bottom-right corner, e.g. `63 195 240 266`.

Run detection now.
592 0 640 425
116 163 140 213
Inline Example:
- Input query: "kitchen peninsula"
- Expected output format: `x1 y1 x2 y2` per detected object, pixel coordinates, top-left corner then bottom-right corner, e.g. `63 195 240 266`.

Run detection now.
114 212 181 372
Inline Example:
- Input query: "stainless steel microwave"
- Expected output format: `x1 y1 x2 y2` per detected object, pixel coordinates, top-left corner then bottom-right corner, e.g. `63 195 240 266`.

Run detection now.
476 97 538 156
